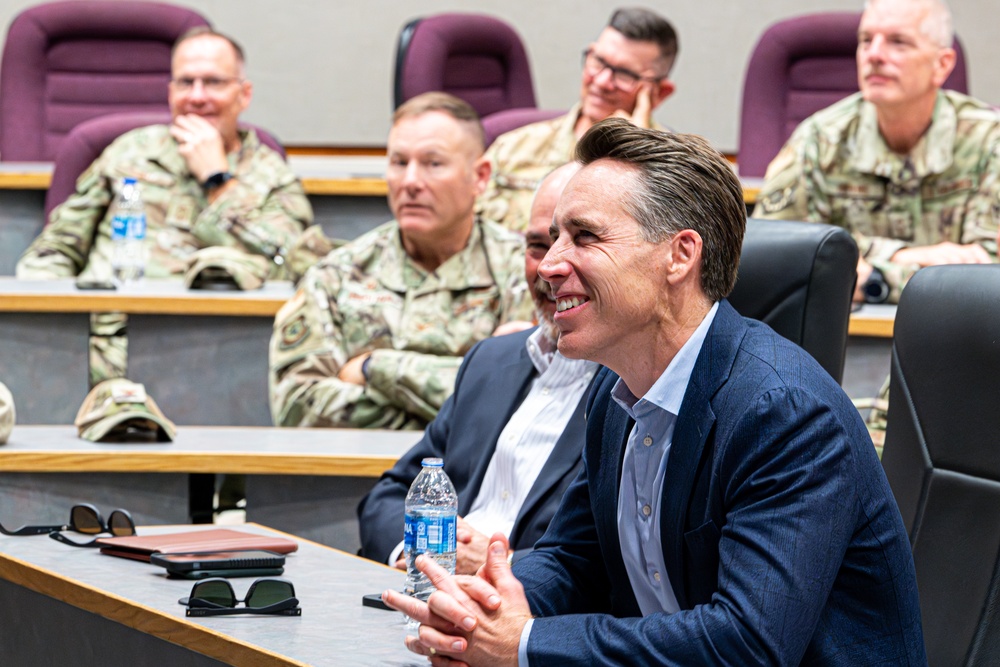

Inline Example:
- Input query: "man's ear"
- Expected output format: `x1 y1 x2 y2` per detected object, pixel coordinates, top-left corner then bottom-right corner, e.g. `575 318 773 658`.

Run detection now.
472 155 491 196
666 229 702 284
651 79 675 110
932 47 956 88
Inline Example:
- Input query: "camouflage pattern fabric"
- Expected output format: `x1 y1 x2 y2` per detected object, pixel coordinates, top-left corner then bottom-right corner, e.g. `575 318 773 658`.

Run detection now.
16 124 312 385
754 90 1000 302
476 105 582 233
269 218 533 430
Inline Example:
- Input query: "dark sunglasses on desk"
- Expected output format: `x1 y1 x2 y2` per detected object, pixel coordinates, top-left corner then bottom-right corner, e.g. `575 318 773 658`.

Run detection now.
179 577 301 617
1 503 134 540
47 504 136 547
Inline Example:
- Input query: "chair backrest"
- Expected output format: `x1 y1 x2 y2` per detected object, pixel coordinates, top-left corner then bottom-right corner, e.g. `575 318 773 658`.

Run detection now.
393 13 537 118
0 0 210 162
481 107 564 147
881 265 1000 667
728 218 858 383
738 11 969 178
44 111 286 219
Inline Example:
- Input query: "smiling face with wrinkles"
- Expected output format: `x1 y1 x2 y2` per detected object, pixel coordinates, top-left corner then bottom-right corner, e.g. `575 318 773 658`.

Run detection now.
538 160 671 368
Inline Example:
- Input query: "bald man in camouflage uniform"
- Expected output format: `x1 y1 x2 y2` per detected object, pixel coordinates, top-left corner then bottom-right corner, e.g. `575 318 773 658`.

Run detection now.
269 93 531 429
754 0 1000 304
16 29 311 384
477 7 678 232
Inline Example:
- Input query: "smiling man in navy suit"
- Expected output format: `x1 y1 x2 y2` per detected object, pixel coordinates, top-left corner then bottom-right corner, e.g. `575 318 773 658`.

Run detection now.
357 162 598 575
385 119 925 665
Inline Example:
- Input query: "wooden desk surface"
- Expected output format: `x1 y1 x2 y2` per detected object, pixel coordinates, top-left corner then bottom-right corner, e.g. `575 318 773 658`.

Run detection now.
1 426 418 477
848 303 896 338
0 158 763 203
0 277 294 317
0 523 416 666
0 277 895 337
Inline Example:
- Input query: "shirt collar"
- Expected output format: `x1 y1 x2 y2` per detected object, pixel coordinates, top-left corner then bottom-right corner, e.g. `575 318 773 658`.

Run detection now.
378 219 496 293
612 302 720 416
852 90 956 177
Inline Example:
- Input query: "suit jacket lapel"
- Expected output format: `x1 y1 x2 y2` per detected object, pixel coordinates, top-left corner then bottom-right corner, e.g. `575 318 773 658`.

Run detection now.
458 339 536 516
510 373 598 544
660 300 743 609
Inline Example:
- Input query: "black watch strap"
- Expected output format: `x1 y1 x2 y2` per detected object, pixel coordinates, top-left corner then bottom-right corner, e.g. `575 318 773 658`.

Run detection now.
202 171 233 190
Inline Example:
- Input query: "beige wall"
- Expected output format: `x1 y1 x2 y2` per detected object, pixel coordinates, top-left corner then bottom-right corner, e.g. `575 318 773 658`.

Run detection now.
0 0 996 152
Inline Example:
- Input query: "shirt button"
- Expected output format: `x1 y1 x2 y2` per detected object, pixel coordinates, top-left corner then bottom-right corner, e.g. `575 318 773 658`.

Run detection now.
653 572 661 582
542 387 550 396
642 504 651 517
502 490 510 499
643 436 653 446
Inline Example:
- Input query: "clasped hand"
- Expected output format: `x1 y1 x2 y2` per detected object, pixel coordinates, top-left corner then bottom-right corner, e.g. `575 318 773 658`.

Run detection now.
382 533 530 667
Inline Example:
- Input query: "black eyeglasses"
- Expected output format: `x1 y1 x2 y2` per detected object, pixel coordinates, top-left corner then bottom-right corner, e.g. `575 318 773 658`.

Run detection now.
1 503 133 539
582 48 667 92
47 504 136 547
179 577 301 617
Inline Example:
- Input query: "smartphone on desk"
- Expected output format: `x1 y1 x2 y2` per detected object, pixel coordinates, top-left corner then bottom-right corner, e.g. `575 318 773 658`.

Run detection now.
150 549 286 578
74 277 116 290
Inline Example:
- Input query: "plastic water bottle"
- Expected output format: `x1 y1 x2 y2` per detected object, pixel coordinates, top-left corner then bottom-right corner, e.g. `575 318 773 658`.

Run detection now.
403 457 457 631
110 177 146 285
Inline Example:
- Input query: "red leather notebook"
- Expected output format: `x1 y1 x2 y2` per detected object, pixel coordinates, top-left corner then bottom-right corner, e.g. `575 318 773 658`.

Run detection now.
96 528 299 562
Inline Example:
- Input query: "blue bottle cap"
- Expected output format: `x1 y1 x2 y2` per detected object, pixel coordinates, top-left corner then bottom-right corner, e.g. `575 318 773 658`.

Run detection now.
420 457 444 467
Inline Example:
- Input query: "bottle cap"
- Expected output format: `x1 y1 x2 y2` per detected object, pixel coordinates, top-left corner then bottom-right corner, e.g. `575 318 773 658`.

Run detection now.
123 177 137 185
420 457 444 468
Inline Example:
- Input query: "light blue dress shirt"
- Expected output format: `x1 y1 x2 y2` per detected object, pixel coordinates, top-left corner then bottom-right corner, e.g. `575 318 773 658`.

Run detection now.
517 303 718 666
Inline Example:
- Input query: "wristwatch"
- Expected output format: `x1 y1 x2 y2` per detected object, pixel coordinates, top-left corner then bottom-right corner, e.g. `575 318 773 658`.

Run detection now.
202 171 233 190
862 267 890 304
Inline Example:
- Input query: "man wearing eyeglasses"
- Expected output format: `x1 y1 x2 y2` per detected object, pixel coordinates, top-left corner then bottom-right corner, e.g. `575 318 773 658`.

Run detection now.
17 27 311 384
477 7 677 232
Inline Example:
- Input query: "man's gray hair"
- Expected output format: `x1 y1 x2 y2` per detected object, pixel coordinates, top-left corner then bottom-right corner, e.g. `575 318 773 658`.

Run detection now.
574 118 746 302
865 0 954 48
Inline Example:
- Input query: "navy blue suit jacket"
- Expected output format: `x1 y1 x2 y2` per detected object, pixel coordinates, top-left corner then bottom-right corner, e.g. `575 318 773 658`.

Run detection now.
514 300 925 665
358 328 591 565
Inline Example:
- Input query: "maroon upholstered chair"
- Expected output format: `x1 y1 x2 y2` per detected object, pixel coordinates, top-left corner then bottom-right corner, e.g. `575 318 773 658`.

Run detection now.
44 111 286 219
481 107 564 147
393 13 539 119
738 12 969 178
0 1 210 162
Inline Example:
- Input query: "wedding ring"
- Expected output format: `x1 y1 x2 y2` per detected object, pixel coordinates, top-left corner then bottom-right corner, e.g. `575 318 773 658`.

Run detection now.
428 647 437 656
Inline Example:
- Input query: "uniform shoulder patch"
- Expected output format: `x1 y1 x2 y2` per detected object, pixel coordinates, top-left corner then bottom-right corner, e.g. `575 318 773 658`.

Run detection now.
279 314 310 350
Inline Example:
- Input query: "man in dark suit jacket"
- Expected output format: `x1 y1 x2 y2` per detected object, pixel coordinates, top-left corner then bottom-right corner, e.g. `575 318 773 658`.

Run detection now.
358 163 597 574
384 119 925 665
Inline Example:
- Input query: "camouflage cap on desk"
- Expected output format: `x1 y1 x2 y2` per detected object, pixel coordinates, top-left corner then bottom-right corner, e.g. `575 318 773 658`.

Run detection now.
74 379 177 442
183 246 270 291
0 381 14 445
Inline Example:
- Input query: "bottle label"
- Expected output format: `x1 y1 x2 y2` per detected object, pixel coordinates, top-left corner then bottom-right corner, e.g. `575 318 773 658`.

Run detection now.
111 213 146 241
404 513 456 555
111 214 129 241
130 212 146 240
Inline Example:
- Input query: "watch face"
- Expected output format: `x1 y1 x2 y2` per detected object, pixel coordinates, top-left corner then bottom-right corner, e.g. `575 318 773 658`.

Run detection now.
204 172 233 189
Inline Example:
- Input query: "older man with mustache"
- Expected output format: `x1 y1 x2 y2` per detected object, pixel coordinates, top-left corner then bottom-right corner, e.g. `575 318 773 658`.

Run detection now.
755 0 1000 305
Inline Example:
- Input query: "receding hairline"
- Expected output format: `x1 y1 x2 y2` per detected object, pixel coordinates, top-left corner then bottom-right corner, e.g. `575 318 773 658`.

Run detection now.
863 0 954 48
172 28 246 74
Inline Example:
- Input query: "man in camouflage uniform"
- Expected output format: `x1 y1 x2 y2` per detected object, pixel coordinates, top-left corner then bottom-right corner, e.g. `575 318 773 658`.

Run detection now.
16 28 312 384
477 7 678 232
269 93 532 430
754 0 999 305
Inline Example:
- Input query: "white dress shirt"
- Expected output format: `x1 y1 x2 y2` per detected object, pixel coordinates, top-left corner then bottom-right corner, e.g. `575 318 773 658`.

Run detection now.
388 328 596 565
464 328 597 538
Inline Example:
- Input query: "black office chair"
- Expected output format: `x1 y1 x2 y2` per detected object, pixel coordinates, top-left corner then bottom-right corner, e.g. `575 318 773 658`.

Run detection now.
881 265 1000 667
728 218 858 383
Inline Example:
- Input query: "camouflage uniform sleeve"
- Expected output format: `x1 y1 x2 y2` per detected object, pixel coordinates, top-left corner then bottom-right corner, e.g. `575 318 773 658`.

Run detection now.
268 266 425 429
959 139 1000 259
189 156 312 263
364 350 462 423
477 138 514 227
752 126 827 223
15 159 111 279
